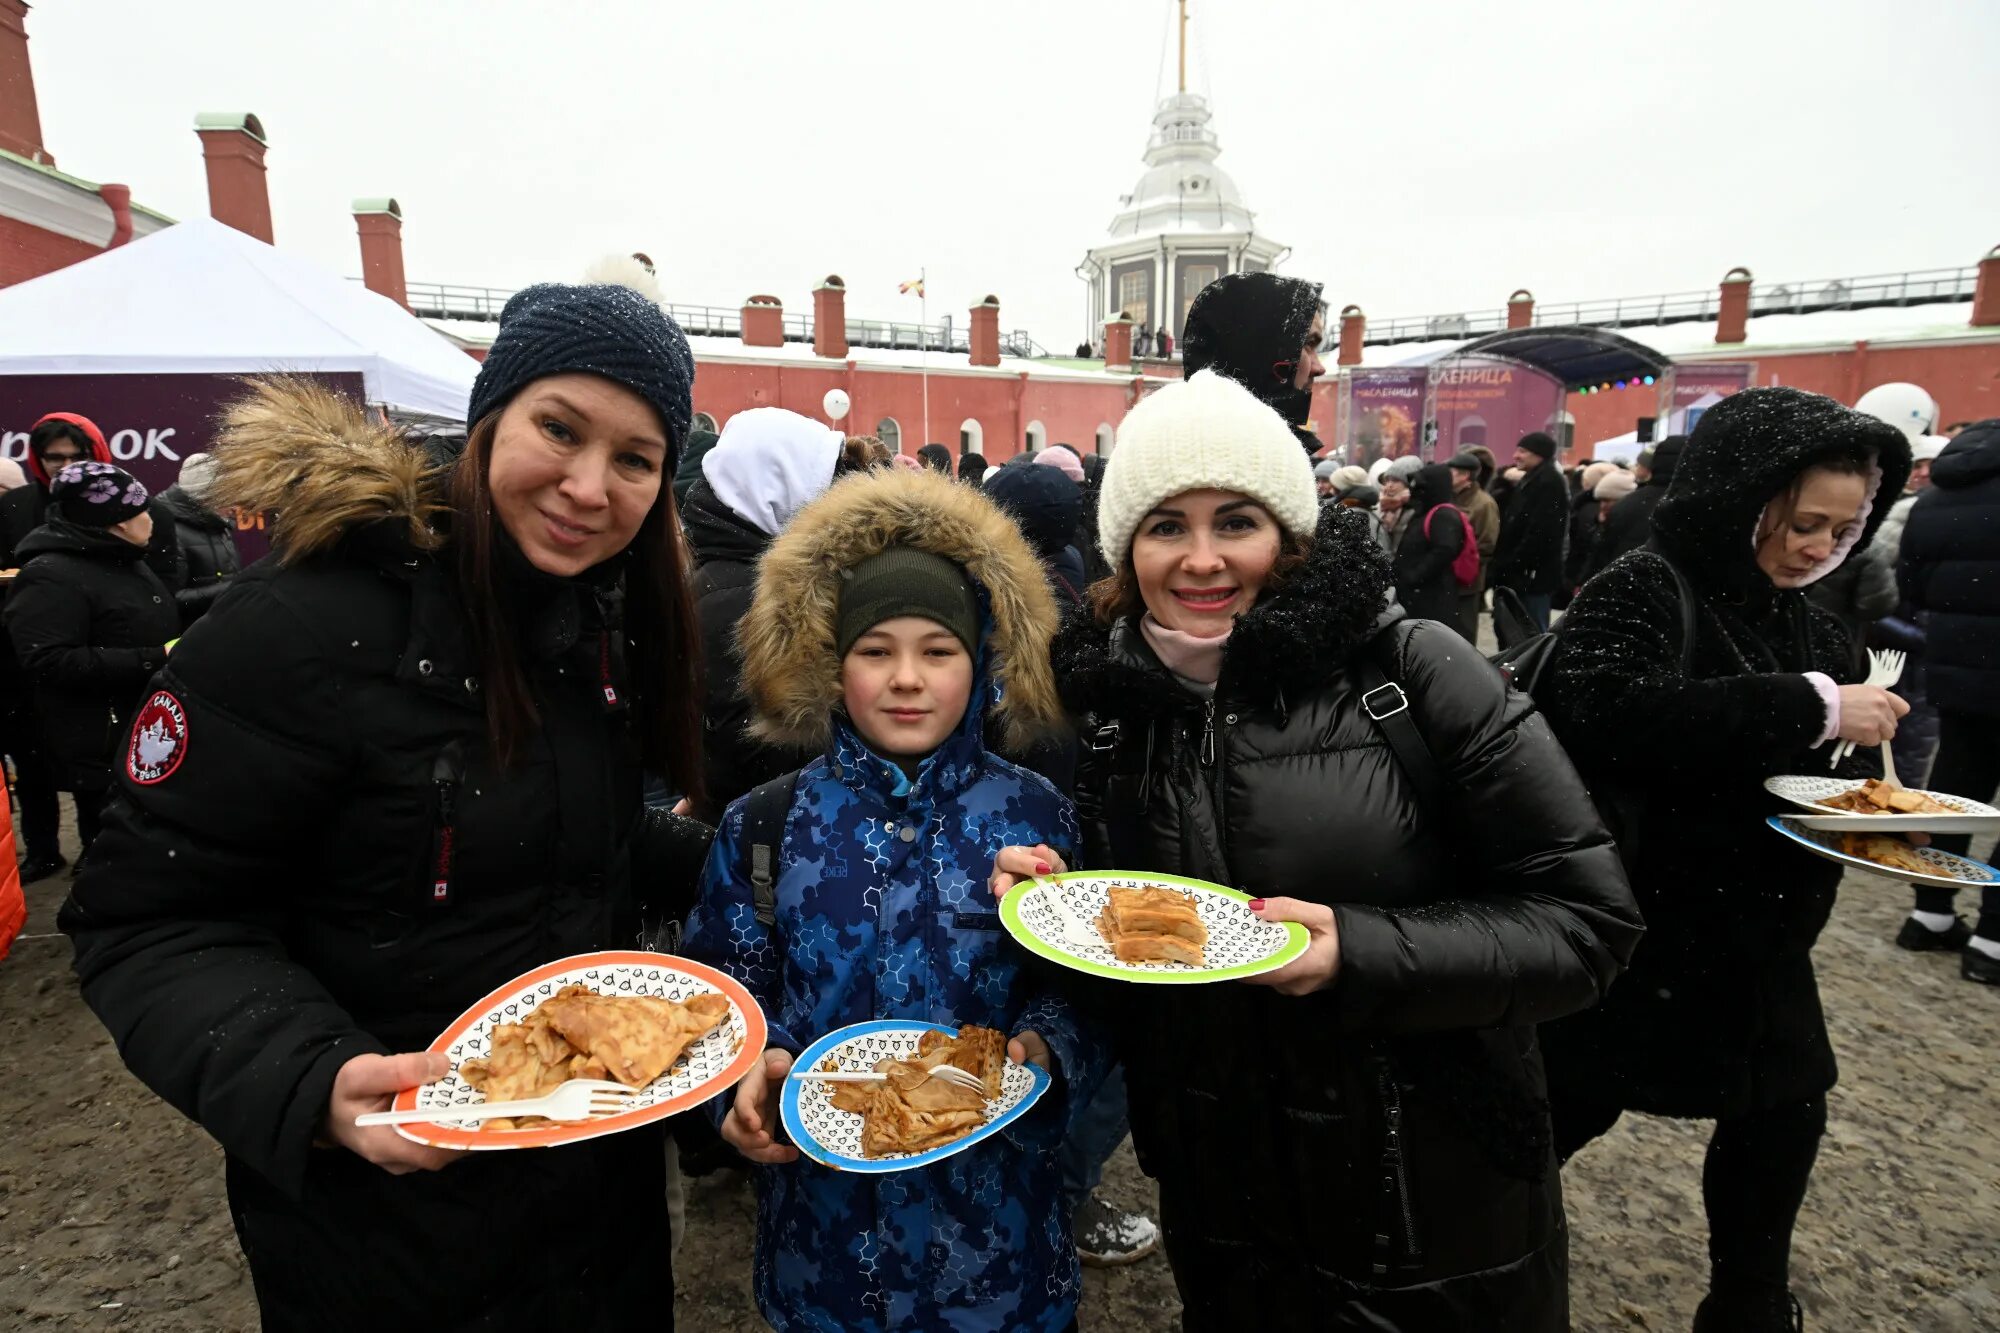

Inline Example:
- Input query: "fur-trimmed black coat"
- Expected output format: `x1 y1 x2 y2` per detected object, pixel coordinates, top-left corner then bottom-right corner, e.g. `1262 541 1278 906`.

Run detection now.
1541 387 1911 1120
58 381 712 1327
1055 503 1640 1331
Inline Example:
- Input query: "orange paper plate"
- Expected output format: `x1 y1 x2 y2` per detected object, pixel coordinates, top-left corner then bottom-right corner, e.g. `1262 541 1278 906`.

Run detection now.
389 950 766 1151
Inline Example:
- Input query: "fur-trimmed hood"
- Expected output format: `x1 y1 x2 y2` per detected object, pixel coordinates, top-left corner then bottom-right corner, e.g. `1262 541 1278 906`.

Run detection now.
737 467 1064 752
204 378 444 564
1054 501 1395 716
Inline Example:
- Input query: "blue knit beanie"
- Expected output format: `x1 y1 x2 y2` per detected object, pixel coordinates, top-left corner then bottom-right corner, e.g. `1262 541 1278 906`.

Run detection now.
468 282 696 458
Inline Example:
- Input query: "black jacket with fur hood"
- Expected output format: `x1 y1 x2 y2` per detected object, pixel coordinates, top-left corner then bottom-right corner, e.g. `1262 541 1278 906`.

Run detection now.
1541 386 1910 1120
57 380 711 1327
1054 502 1640 1331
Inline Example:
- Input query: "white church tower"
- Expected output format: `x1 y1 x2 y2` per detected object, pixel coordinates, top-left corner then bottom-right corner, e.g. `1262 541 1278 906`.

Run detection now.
1076 2 1289 350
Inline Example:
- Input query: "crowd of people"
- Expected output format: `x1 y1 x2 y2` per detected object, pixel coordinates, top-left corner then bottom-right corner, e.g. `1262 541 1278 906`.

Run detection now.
1 264 1990 1333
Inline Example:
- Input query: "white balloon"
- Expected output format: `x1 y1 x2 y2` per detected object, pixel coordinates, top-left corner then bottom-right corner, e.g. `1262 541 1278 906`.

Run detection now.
822 389 851 422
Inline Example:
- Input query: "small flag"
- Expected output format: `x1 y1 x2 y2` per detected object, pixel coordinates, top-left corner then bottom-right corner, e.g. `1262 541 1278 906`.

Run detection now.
899 278 925 297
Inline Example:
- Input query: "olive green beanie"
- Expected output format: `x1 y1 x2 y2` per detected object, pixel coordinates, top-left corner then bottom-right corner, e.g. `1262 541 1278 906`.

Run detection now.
836 546 982 657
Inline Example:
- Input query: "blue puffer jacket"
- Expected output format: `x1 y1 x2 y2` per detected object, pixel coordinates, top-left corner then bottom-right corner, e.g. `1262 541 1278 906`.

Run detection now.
683 467 1101 1333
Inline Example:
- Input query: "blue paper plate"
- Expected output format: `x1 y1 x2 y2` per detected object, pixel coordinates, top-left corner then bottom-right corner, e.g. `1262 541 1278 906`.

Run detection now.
780 1019 1050 1174
1767 816 2000 888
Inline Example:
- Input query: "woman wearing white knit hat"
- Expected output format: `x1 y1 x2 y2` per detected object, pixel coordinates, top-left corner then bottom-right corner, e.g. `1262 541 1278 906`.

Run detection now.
987 370 1641 1329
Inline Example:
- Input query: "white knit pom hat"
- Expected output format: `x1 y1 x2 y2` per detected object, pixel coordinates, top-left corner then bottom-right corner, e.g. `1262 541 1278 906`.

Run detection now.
1097 370 1319 567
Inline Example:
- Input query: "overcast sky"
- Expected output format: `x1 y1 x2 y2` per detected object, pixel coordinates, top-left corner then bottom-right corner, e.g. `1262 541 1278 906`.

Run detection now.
30 0 2000 348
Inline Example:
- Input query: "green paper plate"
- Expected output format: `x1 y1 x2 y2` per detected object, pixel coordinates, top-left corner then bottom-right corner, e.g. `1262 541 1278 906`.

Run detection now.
999 870 1310 985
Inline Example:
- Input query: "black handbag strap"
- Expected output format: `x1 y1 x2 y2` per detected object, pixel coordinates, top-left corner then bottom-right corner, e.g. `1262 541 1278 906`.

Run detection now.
1644 541 1700 676
1354 632 1451 815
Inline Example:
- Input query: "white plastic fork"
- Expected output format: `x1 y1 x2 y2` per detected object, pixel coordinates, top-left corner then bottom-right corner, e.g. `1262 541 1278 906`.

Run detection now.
1034 878 1105 954
354 1078 641 1127
1831 648 1908 769
790 1063 986 1091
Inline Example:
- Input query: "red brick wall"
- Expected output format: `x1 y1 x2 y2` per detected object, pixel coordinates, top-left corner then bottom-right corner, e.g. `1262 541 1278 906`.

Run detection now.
0 214 100 286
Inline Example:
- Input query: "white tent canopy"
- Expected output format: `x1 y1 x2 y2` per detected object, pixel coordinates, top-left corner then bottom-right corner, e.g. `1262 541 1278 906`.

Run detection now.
0 217 477 419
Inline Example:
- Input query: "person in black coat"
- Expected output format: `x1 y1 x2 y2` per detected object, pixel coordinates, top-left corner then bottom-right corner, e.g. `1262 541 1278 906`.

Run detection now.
685 408 881 820
1392 461 1466 625
58 282 715 1330
984 461 1088 610
1896 417 2000 981
1489 432 1568 629
1591 433 1686 578
0 413 112 880
993 371 1641 1331
1542 386 1912 1331
4 461 178 852
1179 271 1329 454
154 453 243 625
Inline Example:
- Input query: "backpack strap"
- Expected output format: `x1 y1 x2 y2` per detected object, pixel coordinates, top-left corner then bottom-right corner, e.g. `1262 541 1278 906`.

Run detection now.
1354 630 1451 816
742 771 800 928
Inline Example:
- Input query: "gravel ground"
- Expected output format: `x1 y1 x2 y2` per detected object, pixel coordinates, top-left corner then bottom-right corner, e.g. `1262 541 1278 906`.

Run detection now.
3 811 1994 1330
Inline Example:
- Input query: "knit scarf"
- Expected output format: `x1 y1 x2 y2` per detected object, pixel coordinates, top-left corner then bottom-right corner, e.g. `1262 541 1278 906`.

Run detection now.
1140 613 1230 689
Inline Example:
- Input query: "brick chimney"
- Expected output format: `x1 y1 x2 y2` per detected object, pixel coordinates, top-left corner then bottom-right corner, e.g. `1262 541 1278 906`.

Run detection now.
1972 244 2000 328
1337 304 1365 367
98 183 132 248
1102 314 1133 369
0 1 48 164
353 198 408 309
1507 288 1535 330
195 112 273 243
969 295 1001 368
813 275 848 358
1716 266 1752 345
741 294 783 348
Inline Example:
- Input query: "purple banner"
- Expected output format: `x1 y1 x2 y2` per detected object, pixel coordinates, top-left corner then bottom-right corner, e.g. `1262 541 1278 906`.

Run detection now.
1670 362 1756 411
1342 368 1426 466
1425 358 1567 466
0 372 367 566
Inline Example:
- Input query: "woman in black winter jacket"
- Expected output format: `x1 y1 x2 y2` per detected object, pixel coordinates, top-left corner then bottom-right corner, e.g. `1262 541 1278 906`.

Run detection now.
154 453 244 624
1391 461 1465 625
1541 387 1912 1332
5 461 178 850
58 283 714 1330
994 371 1643 1331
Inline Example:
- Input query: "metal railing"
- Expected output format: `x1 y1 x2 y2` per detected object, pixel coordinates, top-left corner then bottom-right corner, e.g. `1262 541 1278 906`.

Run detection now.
388 278 1047 358
1354 265 1980 347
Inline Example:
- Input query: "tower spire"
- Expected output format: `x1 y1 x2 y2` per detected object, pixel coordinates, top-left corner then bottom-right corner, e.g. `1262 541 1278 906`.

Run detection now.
1178 0 1188 94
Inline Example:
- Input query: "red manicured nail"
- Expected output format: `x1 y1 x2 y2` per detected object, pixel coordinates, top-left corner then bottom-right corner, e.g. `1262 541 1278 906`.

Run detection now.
1248 899 1266 911
1035 862 1051 875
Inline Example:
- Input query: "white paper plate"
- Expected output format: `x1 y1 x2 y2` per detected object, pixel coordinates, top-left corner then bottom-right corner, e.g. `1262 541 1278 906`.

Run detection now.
779 1020 1049 1174
390 951 766 1151
999 871 1308 985
1767 817 2000 889
1763 776 2000 833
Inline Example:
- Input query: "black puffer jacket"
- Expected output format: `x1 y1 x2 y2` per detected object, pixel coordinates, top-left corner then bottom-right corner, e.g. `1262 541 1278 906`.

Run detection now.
4 519 178 790
1391 463 1465 625
155 483 243 622
58 382 712 1328
1564 488 1601 589
1900 419 2000 717
684 476 817 819
1591 434 1685 576
1055 504 1640 1331
1490 457 1567 596
1542 387 1910 1119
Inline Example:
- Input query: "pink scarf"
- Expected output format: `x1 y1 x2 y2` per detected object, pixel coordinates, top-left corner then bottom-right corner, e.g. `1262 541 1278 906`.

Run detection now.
1141 613 1229 687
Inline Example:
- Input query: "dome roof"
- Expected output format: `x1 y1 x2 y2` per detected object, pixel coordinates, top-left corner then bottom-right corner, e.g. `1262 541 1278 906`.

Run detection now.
1104 92 1263 240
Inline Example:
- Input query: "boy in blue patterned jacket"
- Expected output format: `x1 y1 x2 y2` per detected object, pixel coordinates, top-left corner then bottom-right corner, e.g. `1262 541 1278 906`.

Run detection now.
684 467 1102 1333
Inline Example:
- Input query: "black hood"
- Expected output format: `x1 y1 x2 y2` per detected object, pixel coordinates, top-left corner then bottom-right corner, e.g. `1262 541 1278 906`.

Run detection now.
671 429 719 506
155 484 229 531
15 516 148 563
983 461 1082 561
679 476 768 568
1653 387 1910 600
1055 502 1393 713
1409 463 1455 516
1180 272 1326 439
1648 434 1686 484
1931 419 2000 490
